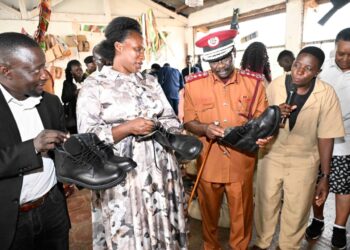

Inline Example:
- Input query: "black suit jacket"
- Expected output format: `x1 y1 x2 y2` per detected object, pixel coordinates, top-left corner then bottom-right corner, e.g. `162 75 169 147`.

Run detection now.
0 90 67 249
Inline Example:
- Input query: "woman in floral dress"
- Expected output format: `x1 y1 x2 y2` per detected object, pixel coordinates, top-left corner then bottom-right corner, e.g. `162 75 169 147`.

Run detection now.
76 17 187 250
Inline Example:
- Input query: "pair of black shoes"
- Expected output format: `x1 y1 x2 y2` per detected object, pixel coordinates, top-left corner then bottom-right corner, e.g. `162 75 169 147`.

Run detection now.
305 218 347 249
55 133 137 190
219 105 281 153
136 124 203 163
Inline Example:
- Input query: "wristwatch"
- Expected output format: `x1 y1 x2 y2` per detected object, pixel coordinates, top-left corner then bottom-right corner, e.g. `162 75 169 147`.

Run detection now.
319 172 330 180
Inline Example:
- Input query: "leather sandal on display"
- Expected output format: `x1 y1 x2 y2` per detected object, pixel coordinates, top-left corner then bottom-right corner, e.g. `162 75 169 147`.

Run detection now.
55 133 136 190
219 105 281 153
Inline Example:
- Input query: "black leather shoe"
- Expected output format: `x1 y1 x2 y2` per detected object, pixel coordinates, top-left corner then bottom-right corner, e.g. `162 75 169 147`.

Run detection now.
137 125 203 163
219 105 281 153
76 133 137 172
54 134 133 190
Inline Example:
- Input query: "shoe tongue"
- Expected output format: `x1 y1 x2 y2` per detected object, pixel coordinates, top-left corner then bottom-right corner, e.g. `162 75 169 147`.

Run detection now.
63 136 84 156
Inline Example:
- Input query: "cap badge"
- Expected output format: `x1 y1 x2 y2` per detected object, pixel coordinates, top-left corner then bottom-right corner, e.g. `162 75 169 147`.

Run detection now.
208 36 219 47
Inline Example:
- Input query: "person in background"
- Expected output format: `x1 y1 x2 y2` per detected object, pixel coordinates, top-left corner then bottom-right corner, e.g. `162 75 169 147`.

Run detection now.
184 29 270 250
92 40 113 72
43 69 55 94
157 63 184 115
61 60 85 134
149 63 161 78
0 32 70 250
277 49 295 73
76 16 187 249
194 54 203 72
305 27 350 250
240 41 272 86
181 55 200 80
252 46 344 250
83 55 96 78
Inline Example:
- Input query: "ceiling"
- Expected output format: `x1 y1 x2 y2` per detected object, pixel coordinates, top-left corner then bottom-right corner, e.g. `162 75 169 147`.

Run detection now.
151 0 231 17
1 0 232 17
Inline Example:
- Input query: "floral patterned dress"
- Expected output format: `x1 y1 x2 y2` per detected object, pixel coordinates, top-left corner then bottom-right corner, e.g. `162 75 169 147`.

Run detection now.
76 67 188 250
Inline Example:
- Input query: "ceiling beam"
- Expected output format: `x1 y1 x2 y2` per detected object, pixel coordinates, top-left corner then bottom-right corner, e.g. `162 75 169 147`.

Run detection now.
27 0 64 19
137 0 188 24
194 2 286 30
0 1 21 19
18 0 28 19
18 12 184 27
175 4 188 13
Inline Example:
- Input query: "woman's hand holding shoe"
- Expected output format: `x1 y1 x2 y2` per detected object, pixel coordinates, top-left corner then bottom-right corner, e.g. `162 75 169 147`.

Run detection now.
128 117 155 136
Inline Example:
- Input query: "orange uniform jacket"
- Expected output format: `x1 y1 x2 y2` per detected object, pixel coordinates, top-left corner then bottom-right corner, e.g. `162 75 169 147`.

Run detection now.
184 69 268 183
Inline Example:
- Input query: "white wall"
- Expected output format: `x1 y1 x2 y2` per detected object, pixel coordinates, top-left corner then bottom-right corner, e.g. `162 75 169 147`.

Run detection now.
0 0 187 99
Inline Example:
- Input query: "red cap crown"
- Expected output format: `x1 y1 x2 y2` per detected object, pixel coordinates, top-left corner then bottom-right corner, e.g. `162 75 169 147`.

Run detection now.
196 29 238 49
195 29 238 62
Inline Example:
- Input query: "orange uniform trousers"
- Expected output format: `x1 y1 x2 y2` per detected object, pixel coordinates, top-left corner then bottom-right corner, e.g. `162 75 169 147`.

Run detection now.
197 178 253 250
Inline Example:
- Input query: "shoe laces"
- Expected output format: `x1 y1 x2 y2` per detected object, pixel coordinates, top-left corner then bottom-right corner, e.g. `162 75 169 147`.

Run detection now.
95 140 113 151
70 142 101 168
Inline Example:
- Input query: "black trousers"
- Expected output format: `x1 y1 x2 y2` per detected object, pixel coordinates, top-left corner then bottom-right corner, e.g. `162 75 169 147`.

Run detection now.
10 184 70 250
168 98 179 115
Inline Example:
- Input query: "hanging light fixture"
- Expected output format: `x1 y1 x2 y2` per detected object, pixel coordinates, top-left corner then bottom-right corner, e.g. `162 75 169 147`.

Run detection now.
185 0 204 7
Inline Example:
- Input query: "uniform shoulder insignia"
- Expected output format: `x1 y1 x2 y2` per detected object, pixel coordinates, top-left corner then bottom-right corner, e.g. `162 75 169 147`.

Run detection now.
185 71 209 83
239 69 263 81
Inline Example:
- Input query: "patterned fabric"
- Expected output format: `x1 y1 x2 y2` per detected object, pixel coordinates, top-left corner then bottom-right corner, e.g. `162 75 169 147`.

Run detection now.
76 66 187 250
317 155 350 195
329 155 350 195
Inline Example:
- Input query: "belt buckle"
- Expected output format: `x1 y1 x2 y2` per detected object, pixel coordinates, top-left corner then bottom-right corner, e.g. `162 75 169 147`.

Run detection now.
20 192 48 212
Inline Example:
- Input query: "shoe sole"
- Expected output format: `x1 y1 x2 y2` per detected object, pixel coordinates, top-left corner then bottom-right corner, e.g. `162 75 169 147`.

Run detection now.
57 171 127 190
331 244 347 250
305 226 324 240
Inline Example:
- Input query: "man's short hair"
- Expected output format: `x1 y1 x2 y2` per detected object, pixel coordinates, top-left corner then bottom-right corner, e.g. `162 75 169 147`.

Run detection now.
151 63 161 70
277 50 295 62
0 32 39 61
335 28 350 43
84 55 94 64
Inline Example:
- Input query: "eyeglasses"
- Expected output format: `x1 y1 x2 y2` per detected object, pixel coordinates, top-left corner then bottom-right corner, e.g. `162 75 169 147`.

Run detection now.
210 56 232 68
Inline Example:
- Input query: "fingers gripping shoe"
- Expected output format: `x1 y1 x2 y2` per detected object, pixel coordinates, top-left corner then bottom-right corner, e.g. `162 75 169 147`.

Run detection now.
136 125 203 163
154 126 203 163
219 105 281 153
77 133 137 172
54 134 131 190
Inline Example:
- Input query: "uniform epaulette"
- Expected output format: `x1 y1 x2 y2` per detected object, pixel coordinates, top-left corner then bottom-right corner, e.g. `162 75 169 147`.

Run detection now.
238 69 263 81
185 71 209 83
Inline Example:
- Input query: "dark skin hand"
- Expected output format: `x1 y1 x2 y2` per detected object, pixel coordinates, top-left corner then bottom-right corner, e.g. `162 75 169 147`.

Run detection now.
205 123 225 140
314 138 333 206
33 130 69 153
112 117 155 142
279 103 297 128
184 120 273 147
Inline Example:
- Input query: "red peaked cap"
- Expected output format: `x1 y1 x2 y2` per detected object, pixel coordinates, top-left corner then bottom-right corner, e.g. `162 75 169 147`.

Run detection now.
195 29 238 62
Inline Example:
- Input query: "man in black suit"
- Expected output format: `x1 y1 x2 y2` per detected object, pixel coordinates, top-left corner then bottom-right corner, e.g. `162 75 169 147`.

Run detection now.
0 32 70 250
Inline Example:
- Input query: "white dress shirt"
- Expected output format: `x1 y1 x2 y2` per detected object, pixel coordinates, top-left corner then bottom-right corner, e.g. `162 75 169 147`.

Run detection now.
320 58 350 156
0 84 57 204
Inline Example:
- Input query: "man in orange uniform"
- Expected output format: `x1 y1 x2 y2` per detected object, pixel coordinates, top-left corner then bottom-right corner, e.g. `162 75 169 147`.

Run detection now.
184 29 268 249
